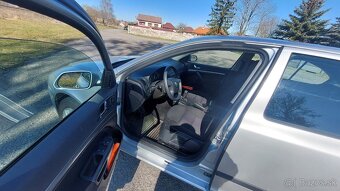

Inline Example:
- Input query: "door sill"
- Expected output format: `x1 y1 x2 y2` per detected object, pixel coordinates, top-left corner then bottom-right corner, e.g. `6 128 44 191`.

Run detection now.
120 135 210 191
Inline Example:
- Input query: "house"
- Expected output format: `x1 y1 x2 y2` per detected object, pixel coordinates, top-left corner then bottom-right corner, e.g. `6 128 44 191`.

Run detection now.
136 14 162 28
118 21 128 27
183 27 194 33
162 22 175 31
193 26 210 35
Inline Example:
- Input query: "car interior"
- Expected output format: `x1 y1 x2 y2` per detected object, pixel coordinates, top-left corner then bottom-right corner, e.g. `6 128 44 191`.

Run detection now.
122 49 262 156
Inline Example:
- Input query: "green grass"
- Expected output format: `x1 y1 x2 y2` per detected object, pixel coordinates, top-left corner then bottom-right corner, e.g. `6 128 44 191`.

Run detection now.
96 24 118 30
0 39 74 70
0 18 86 70
0 18 84 43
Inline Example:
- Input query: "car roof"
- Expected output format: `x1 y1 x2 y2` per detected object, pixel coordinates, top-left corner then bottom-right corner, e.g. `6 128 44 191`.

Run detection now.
186 36 340 55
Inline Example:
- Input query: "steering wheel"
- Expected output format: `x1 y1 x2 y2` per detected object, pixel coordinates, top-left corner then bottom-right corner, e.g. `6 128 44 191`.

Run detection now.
163 66 182 101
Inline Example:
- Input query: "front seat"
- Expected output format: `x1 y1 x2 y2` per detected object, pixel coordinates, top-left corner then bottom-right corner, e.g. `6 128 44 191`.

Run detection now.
158 60 258 154
158 104 211 154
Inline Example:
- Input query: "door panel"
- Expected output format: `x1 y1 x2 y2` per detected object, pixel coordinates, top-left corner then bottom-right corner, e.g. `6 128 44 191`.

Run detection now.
0 88 120 191
181 49 243 97
182 63 227 97
0 1 119 190
56 128 121 191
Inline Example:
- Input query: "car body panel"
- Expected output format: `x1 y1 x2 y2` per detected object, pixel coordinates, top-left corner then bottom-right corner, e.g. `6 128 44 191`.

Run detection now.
211 47 340 191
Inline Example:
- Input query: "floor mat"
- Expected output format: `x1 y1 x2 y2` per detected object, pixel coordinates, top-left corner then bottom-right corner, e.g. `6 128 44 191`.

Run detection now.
141 114 158 135
146 123 161 140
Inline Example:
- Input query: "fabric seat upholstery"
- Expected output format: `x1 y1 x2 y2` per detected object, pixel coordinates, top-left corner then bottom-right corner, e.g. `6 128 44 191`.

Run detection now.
159 59 259 154
158 104 211 153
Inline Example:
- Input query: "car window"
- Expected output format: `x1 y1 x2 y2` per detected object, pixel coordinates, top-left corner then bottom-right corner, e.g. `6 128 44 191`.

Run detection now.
282 59 329 84
0 3 102 171
190 50 243 68
265 53 340 137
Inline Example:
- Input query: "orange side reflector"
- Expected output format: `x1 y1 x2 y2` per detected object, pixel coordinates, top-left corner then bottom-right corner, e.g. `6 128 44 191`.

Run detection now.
106 142 120 174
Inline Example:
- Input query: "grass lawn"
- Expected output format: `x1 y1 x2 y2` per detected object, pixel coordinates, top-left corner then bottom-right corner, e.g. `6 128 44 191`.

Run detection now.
0 18 87 70
0 18 84 43
0 39 70 70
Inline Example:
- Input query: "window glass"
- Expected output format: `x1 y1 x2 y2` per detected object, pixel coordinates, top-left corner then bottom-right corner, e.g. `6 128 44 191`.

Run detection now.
265 53 340 137
0 3 102 171
190 50 243 68
282 59 329 84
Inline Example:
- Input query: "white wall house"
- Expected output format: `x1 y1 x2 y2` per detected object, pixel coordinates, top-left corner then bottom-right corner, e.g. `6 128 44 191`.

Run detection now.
136 14 162 28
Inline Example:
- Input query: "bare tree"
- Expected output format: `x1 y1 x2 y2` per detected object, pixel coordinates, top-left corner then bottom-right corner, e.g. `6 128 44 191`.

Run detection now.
100 0 115 26
176 23 188 33
254 15 278 37
235 0 275 36
266 92 319 127
83 5 102 23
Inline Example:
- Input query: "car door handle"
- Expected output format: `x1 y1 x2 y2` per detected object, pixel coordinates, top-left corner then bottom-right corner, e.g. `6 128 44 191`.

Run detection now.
100 100 108 118
193 65 201 70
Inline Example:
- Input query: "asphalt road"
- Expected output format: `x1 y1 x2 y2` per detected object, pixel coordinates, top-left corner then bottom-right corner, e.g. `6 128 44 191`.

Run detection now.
65 29 172 59
0 29 198 190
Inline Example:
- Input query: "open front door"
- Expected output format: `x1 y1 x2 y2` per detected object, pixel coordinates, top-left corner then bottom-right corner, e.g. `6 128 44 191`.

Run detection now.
0 1 121 190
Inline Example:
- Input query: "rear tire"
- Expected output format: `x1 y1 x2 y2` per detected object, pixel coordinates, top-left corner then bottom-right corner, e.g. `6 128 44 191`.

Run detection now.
57 97 80 119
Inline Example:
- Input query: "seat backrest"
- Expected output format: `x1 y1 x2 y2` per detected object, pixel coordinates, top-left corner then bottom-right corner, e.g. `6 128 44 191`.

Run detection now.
200 60 258 137
212 59 258 113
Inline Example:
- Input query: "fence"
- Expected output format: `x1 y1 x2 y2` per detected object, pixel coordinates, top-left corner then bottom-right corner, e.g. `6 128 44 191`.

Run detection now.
128 25 197 42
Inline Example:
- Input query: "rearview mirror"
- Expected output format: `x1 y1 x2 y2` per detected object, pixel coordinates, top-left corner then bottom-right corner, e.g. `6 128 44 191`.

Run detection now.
56 72 92 89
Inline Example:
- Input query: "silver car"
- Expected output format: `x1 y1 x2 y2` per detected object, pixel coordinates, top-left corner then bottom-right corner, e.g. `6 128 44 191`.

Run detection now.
2 0 340 191
48 33 340 191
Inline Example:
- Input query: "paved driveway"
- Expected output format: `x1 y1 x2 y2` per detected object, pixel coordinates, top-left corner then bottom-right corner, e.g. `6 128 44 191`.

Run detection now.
66 29 172 59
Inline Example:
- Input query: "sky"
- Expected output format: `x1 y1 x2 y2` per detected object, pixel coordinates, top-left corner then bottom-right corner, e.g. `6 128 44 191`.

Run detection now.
76 0 339 30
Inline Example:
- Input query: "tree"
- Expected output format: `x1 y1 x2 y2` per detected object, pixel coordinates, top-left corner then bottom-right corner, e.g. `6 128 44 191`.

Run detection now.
325 17 340 47
235 0 274 36
273 0 329 44
176 23 188 33
83 5 102 23
254 16 278 37
100 0 115 26
207 0 237 35
266 92 319 127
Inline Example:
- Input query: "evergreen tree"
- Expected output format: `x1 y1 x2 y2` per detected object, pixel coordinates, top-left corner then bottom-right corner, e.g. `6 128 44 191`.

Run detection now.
273 0 329 44
326 17 340 47
207 0 237 35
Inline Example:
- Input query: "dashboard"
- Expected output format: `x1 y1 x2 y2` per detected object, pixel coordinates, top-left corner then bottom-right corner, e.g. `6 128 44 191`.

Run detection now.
124 58 185 113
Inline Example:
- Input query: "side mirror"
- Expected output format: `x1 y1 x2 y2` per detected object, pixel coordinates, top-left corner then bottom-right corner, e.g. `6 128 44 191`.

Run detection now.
56 72 92 89
189 55 198 62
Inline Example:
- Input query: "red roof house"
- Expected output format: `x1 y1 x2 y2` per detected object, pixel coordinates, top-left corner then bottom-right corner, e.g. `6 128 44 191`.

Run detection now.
162 22 175 31
183 27 194 33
